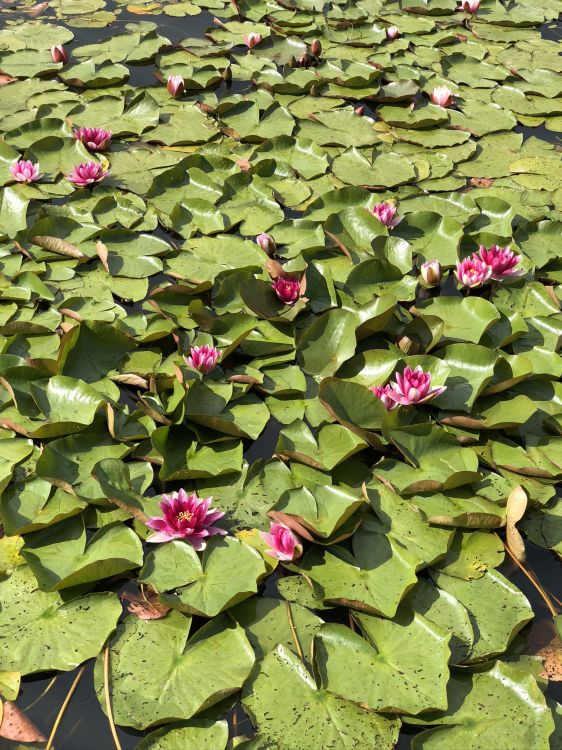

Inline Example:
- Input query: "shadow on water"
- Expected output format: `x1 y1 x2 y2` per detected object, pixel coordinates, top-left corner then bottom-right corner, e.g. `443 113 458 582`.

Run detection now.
6 4 562 749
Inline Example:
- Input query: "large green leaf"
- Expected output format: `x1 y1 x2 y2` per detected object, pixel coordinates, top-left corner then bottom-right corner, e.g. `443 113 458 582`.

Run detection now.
315 608 450 714
160 536 267 617
94 610 255 729
410 661 554 750
242 645 400 750
0 565 120 675
21 515 143 590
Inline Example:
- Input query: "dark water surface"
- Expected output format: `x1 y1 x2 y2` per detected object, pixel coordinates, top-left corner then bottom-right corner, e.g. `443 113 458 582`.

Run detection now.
3 5 561 749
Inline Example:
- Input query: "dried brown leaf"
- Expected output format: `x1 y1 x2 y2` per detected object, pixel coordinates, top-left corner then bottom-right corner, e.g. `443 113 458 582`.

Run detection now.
0 702 46 743
121 590 171 620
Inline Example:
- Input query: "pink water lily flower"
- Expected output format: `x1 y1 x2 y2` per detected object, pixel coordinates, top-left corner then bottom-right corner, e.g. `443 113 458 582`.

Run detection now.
420 260 442 285
260 522 302 561
386 26 400 40
146 490 226 550
66 161 108 187
74 127 112 152
477 245 522 280
371 201 400 228
455 257 493 288
9 159 40 183
186 344 220 374
272 276 300 305
430 85 454 108
244 33 262 49
370 384 396 411
458 0 480 11
167 74 184 97
256 233 276 255
50 45 68 64
387 365 446 406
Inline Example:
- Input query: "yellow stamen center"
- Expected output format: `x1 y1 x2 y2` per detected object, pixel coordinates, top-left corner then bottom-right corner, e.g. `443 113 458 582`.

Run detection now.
177 510 194 522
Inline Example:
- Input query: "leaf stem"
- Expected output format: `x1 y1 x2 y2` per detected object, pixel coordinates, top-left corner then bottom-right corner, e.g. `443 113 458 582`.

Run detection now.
103 643 123 750
285 600 305 662
499 535 558 618
45 665 85 750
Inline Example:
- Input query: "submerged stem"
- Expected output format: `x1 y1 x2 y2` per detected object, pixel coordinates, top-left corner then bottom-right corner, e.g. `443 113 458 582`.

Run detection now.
500 535 558 618
45 665 85 750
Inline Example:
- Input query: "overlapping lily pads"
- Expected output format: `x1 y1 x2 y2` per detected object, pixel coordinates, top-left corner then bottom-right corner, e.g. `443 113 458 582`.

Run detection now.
0 0 561 748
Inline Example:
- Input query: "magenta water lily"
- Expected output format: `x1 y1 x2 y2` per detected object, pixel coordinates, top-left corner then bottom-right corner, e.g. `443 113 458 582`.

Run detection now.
74 127 112 152
9 159 40 183
372 366 446 408
272 276 300 305
260 522 302 561
186 344 220 374
477 245 522 279
66 162 109 187
370 385 396 411
370 201 400 228
455 257 493 288
145 490 226 550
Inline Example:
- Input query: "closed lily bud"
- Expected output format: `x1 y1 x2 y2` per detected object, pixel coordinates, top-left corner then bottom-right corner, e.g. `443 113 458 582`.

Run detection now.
311 39 322 56
386 26 400 40
430 85 454 108
420 260 442 286
458 0 480 11
50 45 68 64
244 33 261 49
354 105 365 115
256 233 276 256
167 75 184 98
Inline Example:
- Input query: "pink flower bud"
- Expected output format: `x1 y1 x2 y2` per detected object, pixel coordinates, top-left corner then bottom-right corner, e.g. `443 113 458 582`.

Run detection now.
476 245 522 280
311 39 322 56
386 26 400 40
167 75 185 97
260 522 302 561
244 33 262 49
387 366 446 406
455 257 493 288
256 233 276 256
354 105 365 116
186 345 220 374
370 201 400 228
74 127 112 152
9 159 40 183
420 260 442 286
66 162 108 188
370 385 396 411
272 277 300 305
458 0 480 11
50 45 68 64
430 86 454 108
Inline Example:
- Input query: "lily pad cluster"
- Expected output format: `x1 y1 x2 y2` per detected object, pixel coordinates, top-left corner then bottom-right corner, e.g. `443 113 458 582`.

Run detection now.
0 0 561 748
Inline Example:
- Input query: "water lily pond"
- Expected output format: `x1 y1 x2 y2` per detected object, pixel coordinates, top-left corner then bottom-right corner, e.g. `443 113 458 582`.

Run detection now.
0 0 561 748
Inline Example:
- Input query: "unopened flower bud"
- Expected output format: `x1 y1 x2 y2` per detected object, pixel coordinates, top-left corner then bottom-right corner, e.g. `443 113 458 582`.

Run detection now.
311 39 322 56
420 260 442 286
